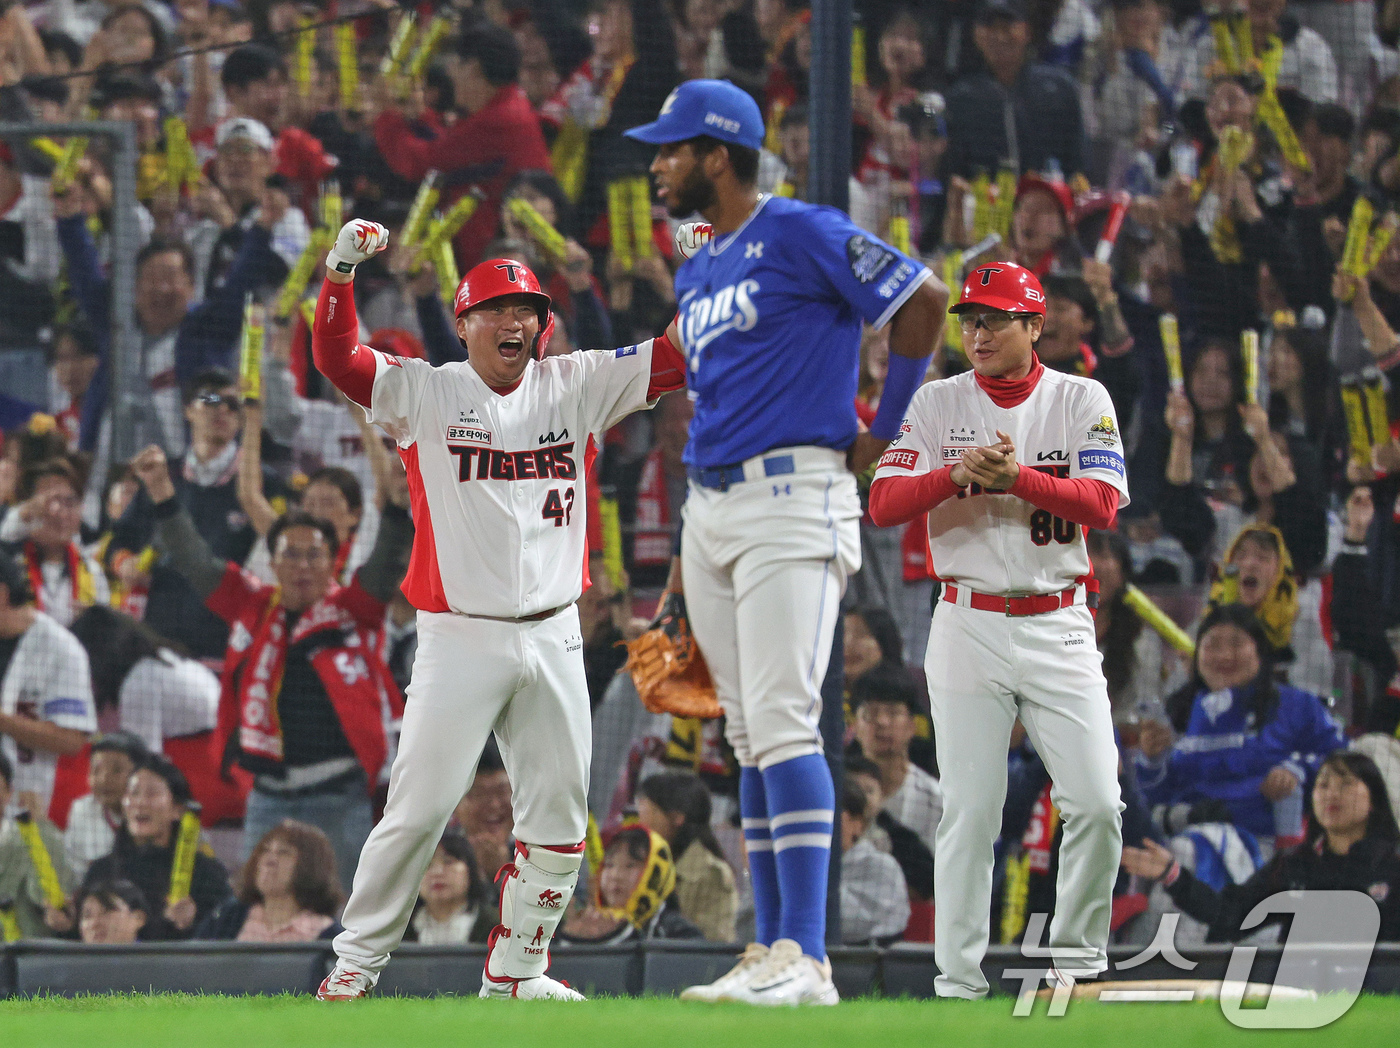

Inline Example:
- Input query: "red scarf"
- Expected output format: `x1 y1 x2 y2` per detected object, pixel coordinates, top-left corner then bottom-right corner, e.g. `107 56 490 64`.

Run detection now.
974 353 1045 408
24 541 91 612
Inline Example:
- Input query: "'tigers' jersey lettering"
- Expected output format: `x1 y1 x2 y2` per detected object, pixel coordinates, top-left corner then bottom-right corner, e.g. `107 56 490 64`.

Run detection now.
681 279 761 354
448 441 577 483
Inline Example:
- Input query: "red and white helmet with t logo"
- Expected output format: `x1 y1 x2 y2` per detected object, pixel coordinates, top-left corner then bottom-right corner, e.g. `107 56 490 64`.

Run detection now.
949 261 1047 317
453 258 555 358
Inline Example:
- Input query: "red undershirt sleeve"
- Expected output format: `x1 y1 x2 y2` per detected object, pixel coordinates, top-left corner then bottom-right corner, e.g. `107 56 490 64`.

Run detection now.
646 330 687 400
1008 468 1120 530
868 467 965 528
312 276 377 409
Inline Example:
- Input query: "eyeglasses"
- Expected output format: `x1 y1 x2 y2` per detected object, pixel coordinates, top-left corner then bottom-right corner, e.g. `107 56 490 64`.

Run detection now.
856 704 912 725
195 392 241 410
957 311 1033 332
275 548 330 565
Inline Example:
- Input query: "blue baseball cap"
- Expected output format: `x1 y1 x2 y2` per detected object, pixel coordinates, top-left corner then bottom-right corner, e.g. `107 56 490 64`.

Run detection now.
624 79 765 151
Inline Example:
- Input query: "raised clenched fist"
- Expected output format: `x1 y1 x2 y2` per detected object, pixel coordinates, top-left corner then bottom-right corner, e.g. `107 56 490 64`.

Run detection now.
328 220 390 274
674 222 713 260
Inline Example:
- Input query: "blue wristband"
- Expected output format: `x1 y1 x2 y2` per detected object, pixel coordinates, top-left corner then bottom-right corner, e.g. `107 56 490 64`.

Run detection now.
869 352 930 441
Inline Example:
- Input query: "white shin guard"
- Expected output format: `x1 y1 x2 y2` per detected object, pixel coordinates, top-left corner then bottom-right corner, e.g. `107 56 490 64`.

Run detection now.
485 843 582 982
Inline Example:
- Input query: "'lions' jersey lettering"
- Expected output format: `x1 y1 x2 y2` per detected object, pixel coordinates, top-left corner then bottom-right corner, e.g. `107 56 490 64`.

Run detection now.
673 195 930 468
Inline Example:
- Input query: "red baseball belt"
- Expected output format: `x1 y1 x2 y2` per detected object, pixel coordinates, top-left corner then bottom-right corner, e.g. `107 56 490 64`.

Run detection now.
941 583 1091 617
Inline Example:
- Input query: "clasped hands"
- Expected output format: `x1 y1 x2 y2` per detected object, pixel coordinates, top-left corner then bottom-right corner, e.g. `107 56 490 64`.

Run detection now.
950 429 1020 490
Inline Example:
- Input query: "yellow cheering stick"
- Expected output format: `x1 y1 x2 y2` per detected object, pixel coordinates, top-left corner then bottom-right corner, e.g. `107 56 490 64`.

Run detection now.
585 813 605 880
51 134 89 194
400 171 441 251
1363 368 1391 448
15 811 67 910
240 295 266 403
598 496 626 591
1340 378 1372 465
167 805 202 906
852 24 867 88
630 177 654 260
30 136 62 163
293 16 315 99
507 196 568 263
608 179 633 271
319 179 344 232
1210 14 1241 73
1256 92 1309 173
1241 329 1260 405
162 116 201 193
336 22 360 111
380 12 417 87
406 15 452 83
991 168 1017 240
275 228 334 321
412 191 480 269
1122 585 1195 656
1341 196 1376 291
1159 313 1184 392
888 210 912 255
0 904 19 943
432 237 458 308
969 171 993 241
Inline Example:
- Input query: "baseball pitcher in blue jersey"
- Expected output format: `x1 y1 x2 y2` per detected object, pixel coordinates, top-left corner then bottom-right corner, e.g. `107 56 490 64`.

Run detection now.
626 80 947 1005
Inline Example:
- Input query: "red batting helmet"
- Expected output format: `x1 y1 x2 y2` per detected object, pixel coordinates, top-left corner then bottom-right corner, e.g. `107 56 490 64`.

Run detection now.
950 261 1047 316
454 258 554 359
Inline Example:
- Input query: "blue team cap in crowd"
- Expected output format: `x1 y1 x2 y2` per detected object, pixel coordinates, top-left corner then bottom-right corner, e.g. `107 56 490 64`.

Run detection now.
624 79 765 151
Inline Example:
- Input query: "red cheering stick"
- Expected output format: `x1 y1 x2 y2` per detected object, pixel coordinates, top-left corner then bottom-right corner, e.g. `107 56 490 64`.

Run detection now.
1094 193 1130 265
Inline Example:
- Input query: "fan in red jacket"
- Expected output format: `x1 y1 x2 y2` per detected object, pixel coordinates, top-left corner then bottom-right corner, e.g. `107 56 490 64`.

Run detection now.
127 443 414 889
374 24 551 272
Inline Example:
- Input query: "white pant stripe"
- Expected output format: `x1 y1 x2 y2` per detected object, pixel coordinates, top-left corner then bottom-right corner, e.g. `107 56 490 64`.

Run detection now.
769 808 834 831
771 832 832 853
740 817 771 831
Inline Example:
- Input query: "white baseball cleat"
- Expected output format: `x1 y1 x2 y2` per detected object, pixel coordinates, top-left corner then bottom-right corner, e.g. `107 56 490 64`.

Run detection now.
718 938 839 1006
479 973 586 1000
317 964 376 1001
679 942 770 1002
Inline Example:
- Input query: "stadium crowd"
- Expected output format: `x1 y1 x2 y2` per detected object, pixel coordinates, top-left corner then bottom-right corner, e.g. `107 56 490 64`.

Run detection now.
4 0 1400 957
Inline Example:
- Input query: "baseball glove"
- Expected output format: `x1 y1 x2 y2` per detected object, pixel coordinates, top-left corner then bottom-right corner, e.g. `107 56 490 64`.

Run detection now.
623 592 721 719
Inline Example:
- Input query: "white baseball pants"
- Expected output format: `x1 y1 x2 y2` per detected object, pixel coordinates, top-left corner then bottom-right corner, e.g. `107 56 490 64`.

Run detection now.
924 599 1124 998
333 606 591 974
681 448 861 769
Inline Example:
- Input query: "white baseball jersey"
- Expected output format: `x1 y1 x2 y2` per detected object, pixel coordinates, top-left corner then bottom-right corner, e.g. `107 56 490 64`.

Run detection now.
1 612 98 809
873 368 1130 594
363 341 660 618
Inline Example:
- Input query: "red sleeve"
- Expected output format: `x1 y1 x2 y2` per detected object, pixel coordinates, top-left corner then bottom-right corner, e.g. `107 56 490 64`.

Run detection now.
1008 468 1120 530
337 578 388 627
372 110 434 182
312 277 377 408
647 331 687 400
868 467 965 528
205 562 269 624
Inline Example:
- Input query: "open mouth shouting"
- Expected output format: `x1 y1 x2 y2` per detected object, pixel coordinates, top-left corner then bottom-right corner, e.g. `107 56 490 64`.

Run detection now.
497 335 526 361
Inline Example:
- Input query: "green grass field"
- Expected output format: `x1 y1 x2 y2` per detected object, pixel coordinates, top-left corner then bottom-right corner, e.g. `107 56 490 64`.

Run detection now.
4 993 1400 1048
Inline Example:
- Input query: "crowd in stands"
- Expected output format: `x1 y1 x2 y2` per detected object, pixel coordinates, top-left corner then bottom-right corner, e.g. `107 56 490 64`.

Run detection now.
5 0 1400 958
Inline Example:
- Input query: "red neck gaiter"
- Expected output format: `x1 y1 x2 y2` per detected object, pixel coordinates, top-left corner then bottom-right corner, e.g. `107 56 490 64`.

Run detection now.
975 353 1045 408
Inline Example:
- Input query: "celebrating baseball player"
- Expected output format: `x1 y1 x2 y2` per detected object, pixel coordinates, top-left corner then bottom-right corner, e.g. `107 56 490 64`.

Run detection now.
312 219 686 1000
625 80 947 1005
868 262 1128 998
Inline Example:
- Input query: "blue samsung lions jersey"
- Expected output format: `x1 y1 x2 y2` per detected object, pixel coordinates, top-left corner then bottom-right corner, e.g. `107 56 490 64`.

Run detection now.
674 195 930 468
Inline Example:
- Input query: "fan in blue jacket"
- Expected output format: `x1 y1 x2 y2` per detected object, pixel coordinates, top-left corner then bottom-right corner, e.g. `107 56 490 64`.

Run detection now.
1135 603 1345 840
